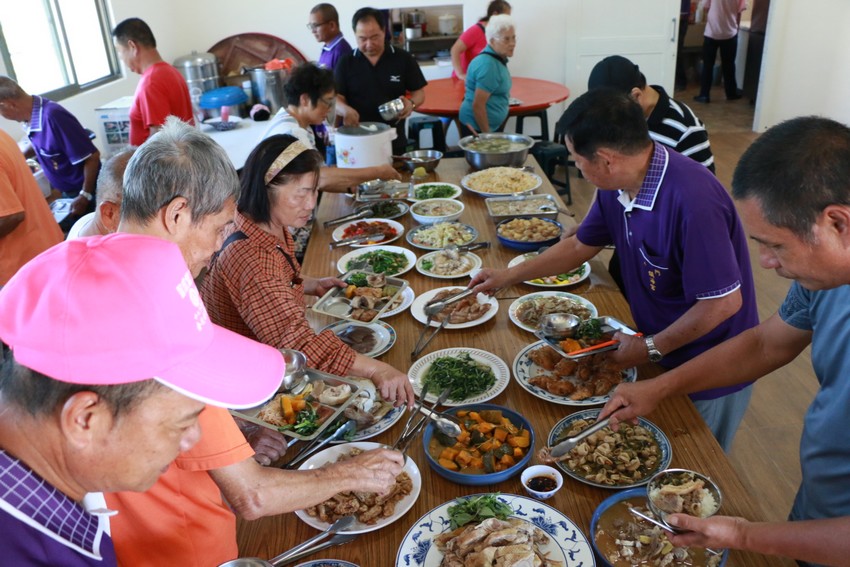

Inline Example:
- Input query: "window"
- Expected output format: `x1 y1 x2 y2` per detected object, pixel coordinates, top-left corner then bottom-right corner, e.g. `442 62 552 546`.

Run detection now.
0 0 119 100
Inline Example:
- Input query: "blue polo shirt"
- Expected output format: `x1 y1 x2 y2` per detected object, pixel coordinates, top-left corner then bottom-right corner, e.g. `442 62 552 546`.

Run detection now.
459 45 512 132
318 34 351 70
27 96 98 194
577 143 758 399
780 282 850 523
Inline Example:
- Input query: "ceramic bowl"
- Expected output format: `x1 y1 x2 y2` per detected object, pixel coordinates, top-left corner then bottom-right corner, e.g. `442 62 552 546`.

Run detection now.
521 464 563 500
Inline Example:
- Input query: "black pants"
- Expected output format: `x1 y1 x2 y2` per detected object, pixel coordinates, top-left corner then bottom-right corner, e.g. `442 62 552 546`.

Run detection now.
699 34 739 99
675 15 689 88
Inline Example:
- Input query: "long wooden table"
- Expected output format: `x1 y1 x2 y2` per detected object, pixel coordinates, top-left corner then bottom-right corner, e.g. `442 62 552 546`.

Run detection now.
236 158 792 567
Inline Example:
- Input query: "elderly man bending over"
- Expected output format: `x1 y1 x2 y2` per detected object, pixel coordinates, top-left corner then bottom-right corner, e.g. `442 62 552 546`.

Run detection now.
68 147 135 238
107 117 406 567
0 233 284 566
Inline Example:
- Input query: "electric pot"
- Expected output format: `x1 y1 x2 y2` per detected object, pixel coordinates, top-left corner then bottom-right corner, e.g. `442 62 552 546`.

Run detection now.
173 51 220 105
335 122 396 168
245 67 288 114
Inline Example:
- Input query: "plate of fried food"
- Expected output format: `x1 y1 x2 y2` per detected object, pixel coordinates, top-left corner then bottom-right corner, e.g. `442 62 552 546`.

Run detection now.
512 341 636 406
411 286 498 329
296 441 421 534
332 218 404 247
542 409 672 489
508 291 598 333
395 493 594 566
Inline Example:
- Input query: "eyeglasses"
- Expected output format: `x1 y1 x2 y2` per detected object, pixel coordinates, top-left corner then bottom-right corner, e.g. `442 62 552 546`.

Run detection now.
306 21 328 31
495 35 517 44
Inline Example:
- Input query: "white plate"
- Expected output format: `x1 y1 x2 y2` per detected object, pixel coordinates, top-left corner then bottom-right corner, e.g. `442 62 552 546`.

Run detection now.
320 320 396 358
202 116 243 129
336 245 417 276
407 182 462 202
295 561 359 567
405 222 478 251
415 250 482 279
408 347 509 406
512 340 638 406
395 493 595 567
460 169 543 198
508 291 598 333
379 286 415 318
508 253 592 288
295 441 421 534
410 286 499 329
331 218 404 247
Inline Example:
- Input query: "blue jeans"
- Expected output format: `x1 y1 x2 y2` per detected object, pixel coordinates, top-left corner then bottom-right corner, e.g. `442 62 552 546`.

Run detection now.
692 384 753 452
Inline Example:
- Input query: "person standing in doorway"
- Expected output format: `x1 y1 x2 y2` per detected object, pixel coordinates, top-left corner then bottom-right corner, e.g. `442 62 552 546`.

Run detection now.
694 0 747 103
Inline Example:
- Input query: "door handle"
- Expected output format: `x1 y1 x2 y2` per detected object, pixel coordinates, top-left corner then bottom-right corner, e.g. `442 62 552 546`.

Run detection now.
671 17 677 42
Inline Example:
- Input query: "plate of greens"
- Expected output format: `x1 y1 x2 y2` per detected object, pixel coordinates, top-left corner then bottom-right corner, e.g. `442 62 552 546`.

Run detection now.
395 493 594 566
408 182 462 202
336 245 417 276
408 348 509 406
508 253 592 288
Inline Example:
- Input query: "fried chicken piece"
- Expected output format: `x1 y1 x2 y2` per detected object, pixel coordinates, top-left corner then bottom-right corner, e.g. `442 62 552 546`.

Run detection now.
528 346 561 371
529 374 577 397
569 383 594 401
552 357 578 377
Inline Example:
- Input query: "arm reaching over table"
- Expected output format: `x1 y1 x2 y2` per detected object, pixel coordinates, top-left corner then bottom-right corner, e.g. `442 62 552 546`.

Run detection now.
666 513 850 567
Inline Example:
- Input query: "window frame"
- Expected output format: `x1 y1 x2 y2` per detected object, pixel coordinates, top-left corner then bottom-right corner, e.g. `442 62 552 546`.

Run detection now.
0 0 121 101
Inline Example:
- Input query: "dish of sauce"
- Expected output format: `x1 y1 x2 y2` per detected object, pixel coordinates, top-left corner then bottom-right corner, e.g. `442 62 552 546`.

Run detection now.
527 475 557 492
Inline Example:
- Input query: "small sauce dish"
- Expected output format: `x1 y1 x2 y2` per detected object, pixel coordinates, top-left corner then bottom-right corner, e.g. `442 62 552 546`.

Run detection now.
521 464 563 500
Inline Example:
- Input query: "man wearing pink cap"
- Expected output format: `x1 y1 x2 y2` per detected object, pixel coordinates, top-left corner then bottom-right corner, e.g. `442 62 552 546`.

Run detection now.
107 117 406 566
0 233 285 566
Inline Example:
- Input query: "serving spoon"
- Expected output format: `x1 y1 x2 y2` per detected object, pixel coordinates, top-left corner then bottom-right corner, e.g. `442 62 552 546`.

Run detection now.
417 405 462 437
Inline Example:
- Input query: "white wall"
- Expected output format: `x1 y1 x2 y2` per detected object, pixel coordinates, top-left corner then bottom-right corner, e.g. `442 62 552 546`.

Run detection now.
754 0 850 130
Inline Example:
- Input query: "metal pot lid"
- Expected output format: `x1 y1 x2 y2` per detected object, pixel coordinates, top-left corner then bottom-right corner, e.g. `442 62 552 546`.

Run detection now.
173 51 218 68
337 122 391 136
199 86 248 109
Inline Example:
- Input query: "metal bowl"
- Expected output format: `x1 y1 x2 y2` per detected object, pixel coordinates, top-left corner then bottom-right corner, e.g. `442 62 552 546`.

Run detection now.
399 149 442 173
646 468 723 531
458 133 535 170
537 313 581 339
279 349 308 391
379 97 405 121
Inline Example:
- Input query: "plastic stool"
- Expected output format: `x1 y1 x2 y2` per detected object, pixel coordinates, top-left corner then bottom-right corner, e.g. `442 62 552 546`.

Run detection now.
407 116 447 152
530 141 571 204
514 109 549 141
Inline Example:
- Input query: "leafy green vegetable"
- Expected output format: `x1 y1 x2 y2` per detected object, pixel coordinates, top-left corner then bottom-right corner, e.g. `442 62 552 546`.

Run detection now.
421 259 434 271
346 272 369 287
447 494 513 530
279 405 321 435
576 318 603 341
346 250 408 274
423 352 496 401
366 201 402 218
415 184 456 199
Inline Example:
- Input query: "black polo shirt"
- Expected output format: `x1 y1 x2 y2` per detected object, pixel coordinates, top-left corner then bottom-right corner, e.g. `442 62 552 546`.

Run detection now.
335 44 428 152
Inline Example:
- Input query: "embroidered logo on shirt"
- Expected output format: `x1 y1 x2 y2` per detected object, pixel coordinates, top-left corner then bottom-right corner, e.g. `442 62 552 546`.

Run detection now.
389 75 401 82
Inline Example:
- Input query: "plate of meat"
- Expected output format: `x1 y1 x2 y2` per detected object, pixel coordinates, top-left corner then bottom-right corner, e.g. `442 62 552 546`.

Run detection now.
512 341 636 406
296 441 421 534
332 218 404 247
410 286 498 329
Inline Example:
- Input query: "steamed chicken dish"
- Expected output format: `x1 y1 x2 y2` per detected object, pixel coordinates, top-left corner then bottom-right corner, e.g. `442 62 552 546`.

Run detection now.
437 518 562 567
421 248 476 277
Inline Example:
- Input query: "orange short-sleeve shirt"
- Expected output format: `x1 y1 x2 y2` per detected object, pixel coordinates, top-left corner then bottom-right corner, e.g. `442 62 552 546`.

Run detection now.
105 406 254 567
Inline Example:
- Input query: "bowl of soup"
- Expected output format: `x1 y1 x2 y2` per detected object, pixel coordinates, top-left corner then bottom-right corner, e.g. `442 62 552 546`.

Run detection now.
459 133 534 170
410 198 465 224
422 403 534 486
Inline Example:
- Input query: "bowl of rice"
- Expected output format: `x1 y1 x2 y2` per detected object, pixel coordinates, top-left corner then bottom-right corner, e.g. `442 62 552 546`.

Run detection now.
646 468 722 531
410 198 465 224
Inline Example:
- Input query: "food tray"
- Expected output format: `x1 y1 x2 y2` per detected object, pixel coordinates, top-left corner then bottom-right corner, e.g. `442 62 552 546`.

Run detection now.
312 270 408 323
230 370 362 440
355 179 410 202
484 194 560 223
534 315 638 359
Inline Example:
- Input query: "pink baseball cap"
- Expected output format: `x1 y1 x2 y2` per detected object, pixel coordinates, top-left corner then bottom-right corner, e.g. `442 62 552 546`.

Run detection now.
0 233 283 409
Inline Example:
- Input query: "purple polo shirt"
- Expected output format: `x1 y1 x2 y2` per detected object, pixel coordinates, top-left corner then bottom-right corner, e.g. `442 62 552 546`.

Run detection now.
318 34 352 70
0 450 117 565
27 96 98 194
577 143 758 400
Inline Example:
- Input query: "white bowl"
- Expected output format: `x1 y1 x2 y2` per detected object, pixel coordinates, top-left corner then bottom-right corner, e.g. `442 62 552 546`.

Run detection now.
521 464 563 500
410 198 464 225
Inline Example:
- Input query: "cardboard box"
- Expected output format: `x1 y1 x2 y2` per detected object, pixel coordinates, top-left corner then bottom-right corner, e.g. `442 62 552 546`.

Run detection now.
94 96 134 155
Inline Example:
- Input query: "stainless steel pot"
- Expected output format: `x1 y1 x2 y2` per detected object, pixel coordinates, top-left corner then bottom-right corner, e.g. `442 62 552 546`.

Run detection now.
173 51 220 105
245 67 288 114
458 133 535 169
378 97 405 121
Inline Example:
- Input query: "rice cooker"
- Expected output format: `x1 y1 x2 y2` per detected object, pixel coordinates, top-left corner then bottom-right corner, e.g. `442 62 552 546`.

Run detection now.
335 122 396 168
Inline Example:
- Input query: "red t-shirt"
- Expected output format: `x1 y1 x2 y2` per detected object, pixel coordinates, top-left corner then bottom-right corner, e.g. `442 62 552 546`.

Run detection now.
129 61 195 145
454 21 488 78
105 406 254 567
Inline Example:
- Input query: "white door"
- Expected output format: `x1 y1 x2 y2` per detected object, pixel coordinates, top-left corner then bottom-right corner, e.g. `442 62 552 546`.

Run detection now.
564 0 681 99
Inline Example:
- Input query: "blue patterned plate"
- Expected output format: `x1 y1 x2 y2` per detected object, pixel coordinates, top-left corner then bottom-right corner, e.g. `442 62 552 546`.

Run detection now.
548 409 672 489
395 493 595 566
512 341 637 406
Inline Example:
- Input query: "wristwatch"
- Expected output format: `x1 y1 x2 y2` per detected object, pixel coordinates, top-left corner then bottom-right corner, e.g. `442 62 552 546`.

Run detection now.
644 335 663 363
78 190 94 201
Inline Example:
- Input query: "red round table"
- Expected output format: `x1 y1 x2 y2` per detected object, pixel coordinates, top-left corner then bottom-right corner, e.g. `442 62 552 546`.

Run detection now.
416 76 570 118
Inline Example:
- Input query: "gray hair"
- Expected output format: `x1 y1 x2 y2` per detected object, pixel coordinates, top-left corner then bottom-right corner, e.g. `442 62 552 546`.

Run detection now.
96 147 135 206
0 76 26 102
486 14 515 43
121 117 239 225
0 355 165 419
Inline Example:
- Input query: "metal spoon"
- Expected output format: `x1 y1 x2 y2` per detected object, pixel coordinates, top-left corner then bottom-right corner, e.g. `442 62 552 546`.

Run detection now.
626 508 723 556
539 204 575 217
417 406 462 437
